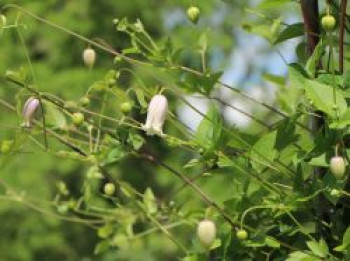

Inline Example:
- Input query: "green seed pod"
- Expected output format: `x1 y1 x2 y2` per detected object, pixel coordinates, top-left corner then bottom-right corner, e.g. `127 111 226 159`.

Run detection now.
187 6 200 24
79 96 90 106
120 102 132 114
321 15 336 32
104 183 116 195
236 229 248 240
72 112 84 126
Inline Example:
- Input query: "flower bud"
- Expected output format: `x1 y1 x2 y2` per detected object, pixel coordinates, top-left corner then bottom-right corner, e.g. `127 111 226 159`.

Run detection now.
22 97 40 128
83 47 96 68
330 156 346 179
142 94 168 137
197 219 216 248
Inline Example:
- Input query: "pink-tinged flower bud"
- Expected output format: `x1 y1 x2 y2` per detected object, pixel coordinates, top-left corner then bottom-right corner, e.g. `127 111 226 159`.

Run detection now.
197 219 217 248
83 48 96 68
330 156 346 179
142 94 168 137
22 97 40 128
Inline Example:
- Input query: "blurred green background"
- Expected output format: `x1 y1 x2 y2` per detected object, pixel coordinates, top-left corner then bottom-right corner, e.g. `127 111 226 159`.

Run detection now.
0 0 300 260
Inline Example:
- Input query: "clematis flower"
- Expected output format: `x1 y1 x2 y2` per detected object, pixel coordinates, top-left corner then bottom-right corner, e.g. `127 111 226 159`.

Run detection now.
22 97 40 128
142 94 168 137
83 47 96 68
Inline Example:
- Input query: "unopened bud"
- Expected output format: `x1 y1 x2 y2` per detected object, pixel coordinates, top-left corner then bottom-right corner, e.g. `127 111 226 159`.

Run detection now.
330 156 346 179
197 219 216 248
22 97 40 128
142 94 168 137
83 47 96 68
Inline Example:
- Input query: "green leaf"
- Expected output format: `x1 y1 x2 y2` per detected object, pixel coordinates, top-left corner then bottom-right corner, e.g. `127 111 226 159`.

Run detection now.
274 23 304 44
128 132 144 150
308 153 330 167
209 238 221 250
135 88 147 109
179 71 222 95
97 224 114 239
286 251 318 261
330 108 350 129
343 70 350 89
44 102 67 130
263 73 286 86
94 240 110 254
242 23 273 42
305 40 325 78
195 105 223 151
143 188 157 214
250 130 277 171
304 79 347 118
103 147 126 165
306 240 329 258
343 227 350 247
288 63 308 89
265 236 280 248
317 73 343 87
257 0 291 9
181 256 198 261
334 226 350 252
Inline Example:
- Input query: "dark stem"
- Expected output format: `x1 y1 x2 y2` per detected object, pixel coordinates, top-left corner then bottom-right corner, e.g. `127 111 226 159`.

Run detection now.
300 0 320 56
339 0 347 73
300 0 333 243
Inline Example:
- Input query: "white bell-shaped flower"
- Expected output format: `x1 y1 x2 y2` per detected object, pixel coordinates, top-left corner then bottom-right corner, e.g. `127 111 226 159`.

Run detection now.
22 97 40 128
142 94 168 137
83 47 96 68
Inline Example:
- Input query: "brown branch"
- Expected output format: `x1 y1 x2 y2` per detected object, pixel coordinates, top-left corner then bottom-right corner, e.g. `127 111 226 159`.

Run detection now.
300 0 320 56
339 0 348 73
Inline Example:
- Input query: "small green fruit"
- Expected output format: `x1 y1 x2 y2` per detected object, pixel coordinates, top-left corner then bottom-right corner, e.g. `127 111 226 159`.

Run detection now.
120 102 132 114
187 6 200 24
330 189 341 197
236 229 248 240
104 183 116 195
79 96 90 106
108 78 116 87
57 204 69 214
330 156 346 179
72 112 84 126
321 15 336 32
197 219 216 248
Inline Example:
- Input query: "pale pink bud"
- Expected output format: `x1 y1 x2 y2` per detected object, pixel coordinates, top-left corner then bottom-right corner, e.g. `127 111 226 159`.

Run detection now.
83 48 96 68
197 219 217 248
22 97 40 128
142 94 168 137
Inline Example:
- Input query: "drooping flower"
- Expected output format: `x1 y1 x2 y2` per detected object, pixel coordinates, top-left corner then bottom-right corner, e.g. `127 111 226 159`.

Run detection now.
22 97 40 128
83 47 96 68
197 219 217 248
142 94 168 137
330 156 346 179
